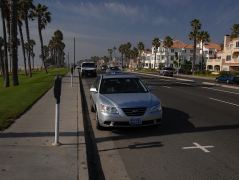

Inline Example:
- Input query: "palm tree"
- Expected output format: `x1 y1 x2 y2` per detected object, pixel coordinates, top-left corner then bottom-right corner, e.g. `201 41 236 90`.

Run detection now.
9 0 19 86
29 39 35 69
131 47 139 68
17 2 27 76
18 0 33 77
137 41 144 68
189 19 201 75
230 24 239 38
30 3 51 73
152 37 161 69
0 0 9 87
118 44 125 69
124 42 131 68
107 48 113 62
197 31 210 71
163 36 173 67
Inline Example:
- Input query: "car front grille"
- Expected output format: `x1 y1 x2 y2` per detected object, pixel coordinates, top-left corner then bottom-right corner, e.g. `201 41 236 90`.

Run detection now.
122 107 146 116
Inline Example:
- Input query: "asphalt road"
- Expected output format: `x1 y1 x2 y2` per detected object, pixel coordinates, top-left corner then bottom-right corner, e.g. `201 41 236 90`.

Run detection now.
81 73 239 180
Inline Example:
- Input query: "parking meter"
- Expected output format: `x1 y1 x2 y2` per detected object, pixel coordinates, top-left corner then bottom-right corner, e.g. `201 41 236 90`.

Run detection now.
54 75 62 104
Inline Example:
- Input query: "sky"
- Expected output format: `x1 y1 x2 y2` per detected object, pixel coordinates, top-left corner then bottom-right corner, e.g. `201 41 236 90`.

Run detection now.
1 0 239 66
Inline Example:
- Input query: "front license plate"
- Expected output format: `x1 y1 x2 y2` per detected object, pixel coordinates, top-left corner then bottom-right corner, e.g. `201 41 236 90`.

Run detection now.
129 118 142 126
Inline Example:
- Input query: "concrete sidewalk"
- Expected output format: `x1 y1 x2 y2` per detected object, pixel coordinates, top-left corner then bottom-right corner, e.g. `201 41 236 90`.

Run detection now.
0 73 88 180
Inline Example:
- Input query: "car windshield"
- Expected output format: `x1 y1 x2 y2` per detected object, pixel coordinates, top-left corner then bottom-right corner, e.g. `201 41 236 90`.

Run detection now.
109 67 120 70
82 63 95 67
99 78 148 94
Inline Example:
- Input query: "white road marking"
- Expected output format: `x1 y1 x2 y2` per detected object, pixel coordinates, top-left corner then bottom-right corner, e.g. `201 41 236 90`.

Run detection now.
182 142 214 153
209 97 239 107
202 87 239 95
163 86 171 88
175 78 194 82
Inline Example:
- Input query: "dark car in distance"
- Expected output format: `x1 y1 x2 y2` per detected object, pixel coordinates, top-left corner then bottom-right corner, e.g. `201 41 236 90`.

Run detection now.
215 74 239 84
159 67 174 77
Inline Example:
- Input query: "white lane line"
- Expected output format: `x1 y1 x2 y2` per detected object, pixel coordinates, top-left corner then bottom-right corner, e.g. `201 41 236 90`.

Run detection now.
209 97 239 107
175 78 194 82
163 86 171 88
182 142 214 153
202 87 239 95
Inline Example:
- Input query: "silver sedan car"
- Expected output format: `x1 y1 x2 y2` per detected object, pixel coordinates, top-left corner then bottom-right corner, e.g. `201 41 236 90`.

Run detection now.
90 74 162 130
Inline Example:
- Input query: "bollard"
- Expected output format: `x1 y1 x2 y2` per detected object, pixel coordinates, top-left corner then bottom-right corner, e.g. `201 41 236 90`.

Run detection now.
52 75 62 146
70 66 73 87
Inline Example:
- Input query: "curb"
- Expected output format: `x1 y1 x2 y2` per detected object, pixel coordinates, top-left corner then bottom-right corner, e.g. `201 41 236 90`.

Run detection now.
76 74 89 180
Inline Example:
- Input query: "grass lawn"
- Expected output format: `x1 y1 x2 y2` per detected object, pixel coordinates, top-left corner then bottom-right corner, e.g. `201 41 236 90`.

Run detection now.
0 68 68 130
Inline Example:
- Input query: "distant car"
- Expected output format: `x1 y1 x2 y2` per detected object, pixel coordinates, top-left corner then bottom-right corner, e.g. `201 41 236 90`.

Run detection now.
80 62 97 77
215 74 239 84
90 74 163 129
159 67 174 77
106 66 122 74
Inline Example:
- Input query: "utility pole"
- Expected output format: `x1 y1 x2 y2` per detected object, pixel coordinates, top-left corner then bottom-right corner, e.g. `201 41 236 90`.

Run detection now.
74 37 75 67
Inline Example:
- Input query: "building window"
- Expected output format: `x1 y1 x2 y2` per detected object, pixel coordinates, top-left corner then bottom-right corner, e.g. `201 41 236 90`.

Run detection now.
236 41 239 48
171 56 174 61
157 55 160 60
190 50 193 54
226 55 231 61
209 50 213 55
171 49 174 53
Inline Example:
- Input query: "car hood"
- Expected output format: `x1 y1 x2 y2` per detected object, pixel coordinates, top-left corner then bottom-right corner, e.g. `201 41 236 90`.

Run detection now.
99 93 160 108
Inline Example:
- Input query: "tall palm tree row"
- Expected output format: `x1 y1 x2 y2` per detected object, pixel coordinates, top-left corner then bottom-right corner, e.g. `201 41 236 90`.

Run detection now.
30 3 51 73
152 37 161 69
189 19 201 75
197 31 210 70
163 36 173 67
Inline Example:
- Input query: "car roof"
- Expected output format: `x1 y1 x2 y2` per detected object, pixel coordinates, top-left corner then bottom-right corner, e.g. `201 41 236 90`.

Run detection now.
101 73 138 79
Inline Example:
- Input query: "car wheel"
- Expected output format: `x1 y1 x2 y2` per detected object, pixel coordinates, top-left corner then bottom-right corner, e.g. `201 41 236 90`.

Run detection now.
226 80 229 84
96 110 104 130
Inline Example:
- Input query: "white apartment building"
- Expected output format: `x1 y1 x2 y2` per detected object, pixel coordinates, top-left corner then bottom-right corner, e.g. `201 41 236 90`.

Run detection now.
206 35 239 72
142 39 221 70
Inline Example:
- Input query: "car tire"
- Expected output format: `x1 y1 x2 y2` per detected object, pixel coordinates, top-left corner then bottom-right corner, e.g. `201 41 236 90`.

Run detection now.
96 111 104 130
226 80 229 84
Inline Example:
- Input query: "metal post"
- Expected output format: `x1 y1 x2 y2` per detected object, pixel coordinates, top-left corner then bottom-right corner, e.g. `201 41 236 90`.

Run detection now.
71 74 73 87
53 103 61 146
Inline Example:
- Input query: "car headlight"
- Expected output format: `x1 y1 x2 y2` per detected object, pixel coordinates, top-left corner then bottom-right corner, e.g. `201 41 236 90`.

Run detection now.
150 104 162 113
100 103 119 114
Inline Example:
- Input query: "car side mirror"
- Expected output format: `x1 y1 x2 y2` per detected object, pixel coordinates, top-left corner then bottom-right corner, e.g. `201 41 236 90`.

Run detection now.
90 87 97 93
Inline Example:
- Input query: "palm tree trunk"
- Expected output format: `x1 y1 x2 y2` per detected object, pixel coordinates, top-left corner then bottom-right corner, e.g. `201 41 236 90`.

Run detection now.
1 4 10 87
38 18 48 73
10 0 19 86
18 22 27 76
25 17 32 77
0 49 4 79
